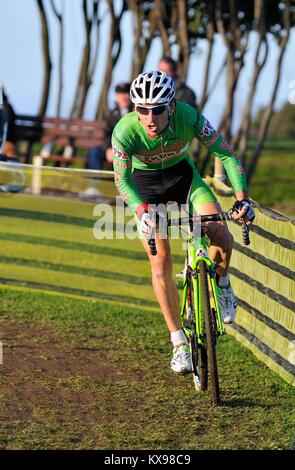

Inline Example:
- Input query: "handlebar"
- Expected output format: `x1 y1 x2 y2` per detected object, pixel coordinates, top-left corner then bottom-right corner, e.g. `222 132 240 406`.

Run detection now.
148 211 251 256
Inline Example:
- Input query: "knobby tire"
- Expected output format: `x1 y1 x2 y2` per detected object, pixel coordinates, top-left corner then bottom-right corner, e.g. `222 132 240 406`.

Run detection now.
187 274 208 391
199 260 220 406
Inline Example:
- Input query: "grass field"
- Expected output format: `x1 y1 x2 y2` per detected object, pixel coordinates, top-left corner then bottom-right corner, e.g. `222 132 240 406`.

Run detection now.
1 289 295 450
249 139 295 216
246 139 295 217
0 186 294 450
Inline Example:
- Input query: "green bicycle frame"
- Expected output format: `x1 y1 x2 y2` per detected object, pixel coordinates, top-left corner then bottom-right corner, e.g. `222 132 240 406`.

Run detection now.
180 233 224 346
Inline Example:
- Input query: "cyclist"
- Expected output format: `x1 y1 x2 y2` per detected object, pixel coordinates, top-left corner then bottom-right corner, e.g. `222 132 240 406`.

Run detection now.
112 71 255 375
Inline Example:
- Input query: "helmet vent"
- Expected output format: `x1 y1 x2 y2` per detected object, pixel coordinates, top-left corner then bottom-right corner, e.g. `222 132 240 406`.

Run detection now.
130 71 176 105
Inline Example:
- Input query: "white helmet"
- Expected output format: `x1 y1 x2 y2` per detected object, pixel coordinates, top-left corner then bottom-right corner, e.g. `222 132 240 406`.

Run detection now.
130 71 176 105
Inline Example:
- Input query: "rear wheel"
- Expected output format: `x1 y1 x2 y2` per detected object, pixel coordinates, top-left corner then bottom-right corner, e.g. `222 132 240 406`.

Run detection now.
199 260 220 406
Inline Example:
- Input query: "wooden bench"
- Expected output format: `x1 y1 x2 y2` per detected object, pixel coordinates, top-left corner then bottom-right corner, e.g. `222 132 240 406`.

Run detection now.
37 117 106 167
14 114 43 163
13 115 111 195
14 115 107 167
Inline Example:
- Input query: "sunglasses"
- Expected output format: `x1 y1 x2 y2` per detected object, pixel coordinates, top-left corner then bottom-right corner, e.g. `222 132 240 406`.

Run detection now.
136 105 168 116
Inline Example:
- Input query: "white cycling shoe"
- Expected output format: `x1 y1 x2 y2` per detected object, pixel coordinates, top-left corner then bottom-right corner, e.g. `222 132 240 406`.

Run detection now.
170 344 192 375
217 282 237 324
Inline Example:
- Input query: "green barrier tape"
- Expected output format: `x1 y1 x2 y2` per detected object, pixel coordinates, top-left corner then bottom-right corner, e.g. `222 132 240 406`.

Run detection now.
207 177 295 387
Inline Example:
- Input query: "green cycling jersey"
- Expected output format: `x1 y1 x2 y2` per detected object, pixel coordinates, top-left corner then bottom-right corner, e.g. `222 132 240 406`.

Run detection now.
112 102 247 214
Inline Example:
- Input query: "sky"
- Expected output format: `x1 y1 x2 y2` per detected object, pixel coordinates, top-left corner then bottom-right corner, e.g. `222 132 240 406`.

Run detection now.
0 0 295 130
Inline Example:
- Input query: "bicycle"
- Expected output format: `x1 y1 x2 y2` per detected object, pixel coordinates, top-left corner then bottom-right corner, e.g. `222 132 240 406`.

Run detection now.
148 208 250 406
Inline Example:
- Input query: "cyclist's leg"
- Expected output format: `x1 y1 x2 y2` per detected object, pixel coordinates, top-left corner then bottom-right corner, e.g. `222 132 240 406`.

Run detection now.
141 234 181 333
132 162 192 335
141 234 192 373
189 171 237 323
132 162 192 371
188 170 234 277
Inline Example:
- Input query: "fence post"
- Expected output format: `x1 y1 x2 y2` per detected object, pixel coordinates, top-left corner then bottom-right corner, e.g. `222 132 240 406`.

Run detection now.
32 155 42 195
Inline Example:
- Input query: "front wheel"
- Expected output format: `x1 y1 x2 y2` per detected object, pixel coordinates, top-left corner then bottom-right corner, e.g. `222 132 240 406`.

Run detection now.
186 274 208 392
199 260 220 406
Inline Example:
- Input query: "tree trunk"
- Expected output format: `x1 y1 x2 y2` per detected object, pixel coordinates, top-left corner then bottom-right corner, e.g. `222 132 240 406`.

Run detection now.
77 0 101 118
199 56 227 113
214 0 235 180
232 37 269 157
232 0 268 164
129 0 158 79
95 0 125 119
70 0 91 119
246 1 291 184
176 0 190 81
49 0 64 118
128 0 143 79
154 0 170 56
199 0 215 112
213 0 249 181
192 52 226 168
36 0 52 117
88 1 101 80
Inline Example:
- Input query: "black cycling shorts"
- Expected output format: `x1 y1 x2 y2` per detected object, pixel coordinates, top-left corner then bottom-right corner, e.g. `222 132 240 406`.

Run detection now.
131 158 193 206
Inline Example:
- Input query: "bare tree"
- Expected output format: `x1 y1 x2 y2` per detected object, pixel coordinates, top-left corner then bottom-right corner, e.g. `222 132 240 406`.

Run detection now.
128 0 158 79
36 0 52 116
211 0 249 180
88 1 103 86
49 0 65 117
192 1 226 168
247 0 291 183
70 0 101 119
95 0 126 119
198 0 215 112
154 0 171 56
70 0 93 119
215 0 249 142
176 0 190 80
232 0 269 163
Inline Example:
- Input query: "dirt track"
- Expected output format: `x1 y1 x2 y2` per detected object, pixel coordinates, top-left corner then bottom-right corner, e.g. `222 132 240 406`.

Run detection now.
0 318 128 445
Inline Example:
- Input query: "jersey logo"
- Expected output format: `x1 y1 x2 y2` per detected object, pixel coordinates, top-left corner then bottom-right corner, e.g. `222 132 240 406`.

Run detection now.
112 144 128 160
202 132 218 148
135 142 189 164
200 118 215 139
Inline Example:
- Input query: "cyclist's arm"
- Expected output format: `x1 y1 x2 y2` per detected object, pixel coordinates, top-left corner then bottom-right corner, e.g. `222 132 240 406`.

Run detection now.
112 127 148 219
192 112 254 222
185 106 248 195
235 189 249 201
